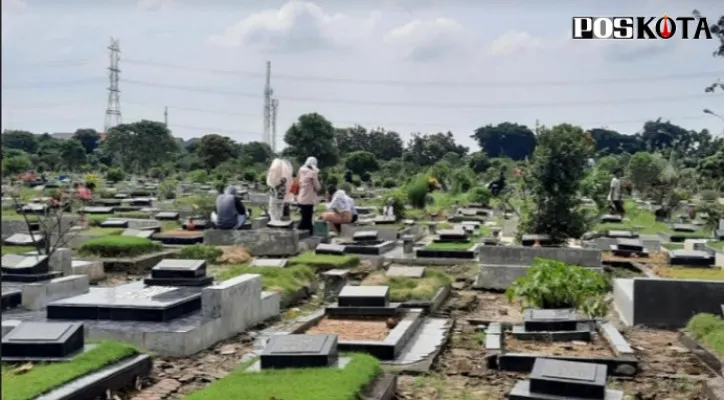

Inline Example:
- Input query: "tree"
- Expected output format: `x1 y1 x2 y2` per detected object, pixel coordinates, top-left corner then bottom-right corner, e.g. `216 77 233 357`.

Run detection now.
3 153 32 175
589 128 644 155
517 124 593 243
103 120 179 172
698 149 724 191
2 130 38 154
72 129 101 153
335 126 403 160
283 113 338 167
403 132 468 166
693 10 723 92
345 151 379 176
468 151 491 174
627 152 666 197
472 122 537 160
59 139 87 171
240 141 274 164
196 134 238 170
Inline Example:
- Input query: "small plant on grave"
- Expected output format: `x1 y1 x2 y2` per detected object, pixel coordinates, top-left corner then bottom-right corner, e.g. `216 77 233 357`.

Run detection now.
505 258 611 318
407 177 430 209
78 236 162 258
176 244 223 263
686 313 724 339
468 187 491 206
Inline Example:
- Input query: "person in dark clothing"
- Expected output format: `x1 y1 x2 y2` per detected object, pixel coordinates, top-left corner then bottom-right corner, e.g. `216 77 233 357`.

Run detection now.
214 186 247 229
344 169 353 183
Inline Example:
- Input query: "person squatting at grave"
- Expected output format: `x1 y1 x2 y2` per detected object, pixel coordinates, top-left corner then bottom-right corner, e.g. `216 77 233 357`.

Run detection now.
608 168 625 218
266 158 294 222
321 184 358 235
213 185 248 230
297 156 322 235
75 182 93 226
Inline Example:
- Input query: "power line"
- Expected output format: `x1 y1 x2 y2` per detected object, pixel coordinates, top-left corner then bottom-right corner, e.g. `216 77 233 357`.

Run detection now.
120 79 723 109
1 78 104 89
122 58 723 87
2 59 92 68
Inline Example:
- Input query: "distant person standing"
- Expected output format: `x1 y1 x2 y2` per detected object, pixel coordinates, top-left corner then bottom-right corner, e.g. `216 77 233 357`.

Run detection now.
608 169 625 218
296 157 321 235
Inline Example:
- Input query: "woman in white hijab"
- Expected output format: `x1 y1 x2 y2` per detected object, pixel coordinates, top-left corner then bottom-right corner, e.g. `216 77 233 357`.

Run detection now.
266 158 293 222
296 156 321 234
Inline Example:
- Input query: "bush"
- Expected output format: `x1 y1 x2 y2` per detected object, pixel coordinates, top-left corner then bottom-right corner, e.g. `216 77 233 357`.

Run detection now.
505 258 611 317
359 171 371 182
327 175 339 186
388 190 407 220
382 179 397 189
176 244 222 263
79 236 162 258
148 167 165 180
188 169 209 184
157 178 178 200
350 177 361 187
468 187 491 206
406 177 429 209
105 168 124 184
701 189 718 202
451 167 475 193
242 171 256 182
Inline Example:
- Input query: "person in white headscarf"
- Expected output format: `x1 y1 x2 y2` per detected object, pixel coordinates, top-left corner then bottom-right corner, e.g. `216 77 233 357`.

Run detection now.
296 156 321 234
266 158 293 222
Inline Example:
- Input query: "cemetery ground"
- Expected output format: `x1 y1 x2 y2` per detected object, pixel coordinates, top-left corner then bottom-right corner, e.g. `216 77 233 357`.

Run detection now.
3 183 724 400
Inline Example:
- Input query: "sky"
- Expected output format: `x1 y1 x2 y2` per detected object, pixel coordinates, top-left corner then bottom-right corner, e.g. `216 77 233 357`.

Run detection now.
2 0 723 151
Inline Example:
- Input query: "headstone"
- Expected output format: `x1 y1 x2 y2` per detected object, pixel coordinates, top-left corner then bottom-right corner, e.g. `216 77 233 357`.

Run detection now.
315 243 346 255
668 249 714 267
122 228 155 239
438 229 467 241
373 216 396 225
337 285 389 307
260 334 338 370
355 206 373 215
402 219 415 226
672 224 697 233
1 254 59 282
80 206 114 214
155 212 180 220
353 231 378 241
529 359 608 399
144 259 212 287
323 269 349 302
461 221 481 229
460 208 478 217
2 288 22 310
600 214 623 223
250 258 289 268
616 238 644 252
2 322 84 359
114 193 129 199
521 234 552 247
387 266 425 278
130 198 153 207
21 203 47 214
183 219 210 230
523 309 580 332
99 219 129 228
402 234 415 254
4 233 44 246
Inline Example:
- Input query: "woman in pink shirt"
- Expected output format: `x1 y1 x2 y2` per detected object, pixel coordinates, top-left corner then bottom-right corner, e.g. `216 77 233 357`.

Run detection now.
296 157 321 234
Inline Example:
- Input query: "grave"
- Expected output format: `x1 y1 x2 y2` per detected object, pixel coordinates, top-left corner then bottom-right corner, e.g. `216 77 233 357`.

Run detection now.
2 287 22 310
667 249 715 267
672 223 698 233
609 238 648 257
337 285 389 308
387 266 425 278
21 202 48 215
521 234 554 247
508 358 624 399
4 233 44 247
130 197 153 207
1 254 61 282
600 214 623 223
267 220 294 229
80 206 115 215
316 243 347 255
249 258 289 268
512 309 595 341
437 229 468 242
2 321 84 360
155 211 180 221
373 215 396 225
143 259 214 287
259 334 339 370
355 206 373 215
337 230 396 255
183 218 211 230
122 228 155 239
605 230 638 239
416 229 478 260
99 218 129 228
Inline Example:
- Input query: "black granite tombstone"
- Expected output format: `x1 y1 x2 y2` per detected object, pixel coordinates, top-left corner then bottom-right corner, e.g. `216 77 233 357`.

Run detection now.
2 287 22 310
337 285 389 307
521 234 553 247
668 249 714 267
523 309 581 332
615 239 644 253
672 224 697 233
21 203 48 215
130 198 153 207
81 206 115 214
2 322 84 360
144 259 213 286
1 254 60 282
353 230 379 242
315 243 346 255
600 214 623 223
99 219 129 228
260 334 338 370
155 212 180 221
437 229 468 242
529 358 607 398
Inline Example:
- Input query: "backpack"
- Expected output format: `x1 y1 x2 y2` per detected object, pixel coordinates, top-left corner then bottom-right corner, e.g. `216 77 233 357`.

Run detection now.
289 178 300 195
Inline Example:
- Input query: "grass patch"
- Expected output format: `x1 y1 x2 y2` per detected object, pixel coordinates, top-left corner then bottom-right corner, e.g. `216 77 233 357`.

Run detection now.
289 252 360 270
83 227 123 236
656 266 724 281
78 236 162 258
2 341 138 400
687 314 724 356
184 353 379 400
594 201 666 234
710 242 724 251
1 211 41 222
662 243 684 251
361 269 452 301
1 246 36 256
425 241 474 251
216 264 315 298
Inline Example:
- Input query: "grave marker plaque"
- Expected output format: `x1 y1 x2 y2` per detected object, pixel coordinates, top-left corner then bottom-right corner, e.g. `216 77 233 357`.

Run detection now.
249 258 289 268
2 322 84 359
155 212 180 221
315 243 346 255
616 238 644 252
100 219 129 228
387 266 425 278
145 259 212 287
529 358 607 399
353 230 379 241
523 309 581 332
338 285 389 307
260 334 338 370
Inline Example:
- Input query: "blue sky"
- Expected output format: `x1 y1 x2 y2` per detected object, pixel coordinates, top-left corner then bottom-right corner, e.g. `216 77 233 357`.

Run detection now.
2 0 723 150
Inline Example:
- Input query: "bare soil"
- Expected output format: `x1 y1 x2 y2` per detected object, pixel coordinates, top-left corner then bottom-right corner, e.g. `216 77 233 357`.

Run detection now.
94 272 143 287
504 332 615 357
305 316 393 341
464 292 524 324
603 250 669 269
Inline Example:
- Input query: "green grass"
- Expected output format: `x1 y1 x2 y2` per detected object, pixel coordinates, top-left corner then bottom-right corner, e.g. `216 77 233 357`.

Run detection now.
1 211 41 221
425 241 474 251
288 252 360 270
78 236 162 258
2 341 138 400
710 242 724 251
216 265 315 298
1 246 36 255
687 314 724 356
594 201 712 236
184 353 380 400
656 266 724 281
662 243 685 251
362 269 452 301
83 227 124 236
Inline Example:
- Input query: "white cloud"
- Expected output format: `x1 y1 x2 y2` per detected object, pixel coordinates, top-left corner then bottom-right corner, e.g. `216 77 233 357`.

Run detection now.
488 31 541 56
383 17 466 61
2 0 27 41
208 1 377 52
137 0 174 12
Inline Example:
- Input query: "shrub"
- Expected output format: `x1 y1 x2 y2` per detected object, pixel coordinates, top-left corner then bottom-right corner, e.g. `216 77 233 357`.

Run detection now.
148 167 165 180
242 171 256 182
505 258 611 317
388 190 407 220
359 171 371 182
468 187 491 206
382 178 397 189
350 177 361 187
407 177 430 209
84 173 101 188
451 167 475 193
79 236 162 258
105 168 124 183
188 169 209 184
157 178 178 200
686 313 724 339
327 175 339 186
701 189 718 202
176 244 223 263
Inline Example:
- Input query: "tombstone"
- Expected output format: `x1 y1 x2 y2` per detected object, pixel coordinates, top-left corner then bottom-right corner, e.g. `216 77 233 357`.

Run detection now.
80 206 115 214
600 214 623 223
99 218 129 228
402 219 416 226
21 203 48 214
355 206 373 215
523 309 581 332
323 269 349 302
144 259 213 287
387 266 425 278
462 221 481 229
4 233 44 246
114 193 130 199
337 285 389 307
668 249 715 267
260 334 339 370
249 258 289 268
606 230 638 239
2 288 22 310
373 215 396 225
2 322 85 360
1 254 60 282
121 228 155 239
460 208 478 217
508 358 622 399
402 234 415 254
130 197 153 207
315 243 346 255
155 212 180 221
521 234 553 247
438 229 468 242
672 224 698 233
353 231 378 242
426 221 437 234
615 238 644 253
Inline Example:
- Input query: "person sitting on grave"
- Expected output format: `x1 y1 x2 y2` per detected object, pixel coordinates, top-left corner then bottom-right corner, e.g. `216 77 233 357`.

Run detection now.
266 158 294 222
213 185 248 230
320 184 358 234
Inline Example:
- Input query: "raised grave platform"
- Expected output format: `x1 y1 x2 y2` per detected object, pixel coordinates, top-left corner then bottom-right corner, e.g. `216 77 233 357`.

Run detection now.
143 259 214 287
337 230 396 255
521 234 554 247
2 254 61 282
99 218 129 228
260 334 339 370
667 249 715 267
2 321 84 361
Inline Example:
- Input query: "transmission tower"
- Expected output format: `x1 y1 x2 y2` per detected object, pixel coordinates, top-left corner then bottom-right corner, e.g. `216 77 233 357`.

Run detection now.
164 106 168 127
104 37 122 132
271 98 279 153
263 61 274 148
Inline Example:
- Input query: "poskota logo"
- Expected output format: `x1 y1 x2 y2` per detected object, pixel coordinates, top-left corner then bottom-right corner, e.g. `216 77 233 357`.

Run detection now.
572 15 714 39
